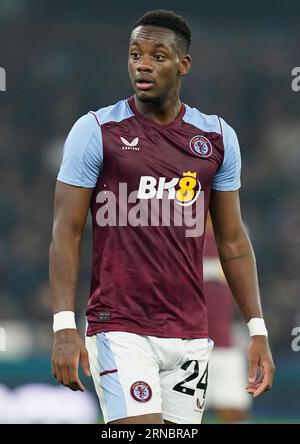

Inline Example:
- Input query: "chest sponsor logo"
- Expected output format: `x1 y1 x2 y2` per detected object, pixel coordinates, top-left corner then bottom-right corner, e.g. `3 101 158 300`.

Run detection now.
190 135 212 158
137 171 201 207
95 171 205 237
120 136 140 151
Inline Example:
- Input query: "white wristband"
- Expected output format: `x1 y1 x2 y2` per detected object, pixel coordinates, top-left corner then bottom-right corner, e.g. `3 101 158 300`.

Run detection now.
53 311 76 332
247 318 268 337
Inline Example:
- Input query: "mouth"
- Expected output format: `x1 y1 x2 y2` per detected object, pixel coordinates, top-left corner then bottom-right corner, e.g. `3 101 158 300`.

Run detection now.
135 79 155 91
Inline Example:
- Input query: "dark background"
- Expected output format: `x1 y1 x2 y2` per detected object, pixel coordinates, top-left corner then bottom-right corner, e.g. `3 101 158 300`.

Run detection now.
0 0 299 423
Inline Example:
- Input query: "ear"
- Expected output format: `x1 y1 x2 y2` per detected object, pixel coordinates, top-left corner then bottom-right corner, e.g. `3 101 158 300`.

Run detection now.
179 54 192 76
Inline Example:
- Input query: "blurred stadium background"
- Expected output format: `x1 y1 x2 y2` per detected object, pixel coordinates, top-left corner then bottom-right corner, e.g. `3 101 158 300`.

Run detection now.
0 0 300 424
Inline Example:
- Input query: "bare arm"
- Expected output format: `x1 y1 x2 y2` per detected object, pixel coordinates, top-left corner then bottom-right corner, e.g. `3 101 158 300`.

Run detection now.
209 190 262 321
209 190 275 397
49 181 94 391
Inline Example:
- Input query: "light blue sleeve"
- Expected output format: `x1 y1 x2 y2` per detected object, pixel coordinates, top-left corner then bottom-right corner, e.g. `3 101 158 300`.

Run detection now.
57 113 103 188
211 118 241 191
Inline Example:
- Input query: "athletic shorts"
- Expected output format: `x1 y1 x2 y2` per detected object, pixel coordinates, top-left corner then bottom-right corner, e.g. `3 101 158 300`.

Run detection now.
85 331 214 424
204 347 252 410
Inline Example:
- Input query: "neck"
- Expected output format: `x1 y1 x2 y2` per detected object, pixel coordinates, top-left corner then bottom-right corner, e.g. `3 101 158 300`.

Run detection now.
134 91 182 125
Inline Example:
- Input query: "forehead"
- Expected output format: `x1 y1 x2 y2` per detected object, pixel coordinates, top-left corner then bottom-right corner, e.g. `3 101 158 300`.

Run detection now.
130 25 177 49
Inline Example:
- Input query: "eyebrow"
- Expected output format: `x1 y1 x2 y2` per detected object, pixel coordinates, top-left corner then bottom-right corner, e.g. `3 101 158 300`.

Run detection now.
130 40 170 50
152 43 169 49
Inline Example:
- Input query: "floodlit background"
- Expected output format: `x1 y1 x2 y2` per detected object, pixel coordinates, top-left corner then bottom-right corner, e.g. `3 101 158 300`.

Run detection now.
0 0 300 423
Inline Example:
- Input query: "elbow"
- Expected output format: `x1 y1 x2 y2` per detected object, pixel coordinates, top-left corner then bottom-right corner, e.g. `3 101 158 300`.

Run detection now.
216 231 252 261
50 223 83 251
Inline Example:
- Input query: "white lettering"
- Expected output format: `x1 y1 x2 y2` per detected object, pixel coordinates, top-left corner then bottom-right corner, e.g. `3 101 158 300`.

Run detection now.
128 190 149 226
291 327 300 352
118 182 128 226
137 176 157 199
0 67 6 91
184 191 205 238
101 429 135 441
96 191 116 226
94 183 205 237
156 177 178 199
291 67 300 92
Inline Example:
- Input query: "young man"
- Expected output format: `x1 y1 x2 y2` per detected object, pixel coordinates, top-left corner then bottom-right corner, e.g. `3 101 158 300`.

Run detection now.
49 10 275 424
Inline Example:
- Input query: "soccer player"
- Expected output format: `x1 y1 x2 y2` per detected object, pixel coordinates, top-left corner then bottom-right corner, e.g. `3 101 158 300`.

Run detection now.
49 10 275 424
203 215 252 423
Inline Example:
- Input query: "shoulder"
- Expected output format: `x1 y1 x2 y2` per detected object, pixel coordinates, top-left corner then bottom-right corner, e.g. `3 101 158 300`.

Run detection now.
90 99 134 126
66 98 134 140
183 104 222 134
183 104 238 142
218 117 239 144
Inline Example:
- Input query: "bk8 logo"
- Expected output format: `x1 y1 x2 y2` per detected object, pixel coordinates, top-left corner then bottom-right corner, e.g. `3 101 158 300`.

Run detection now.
137 171 201 207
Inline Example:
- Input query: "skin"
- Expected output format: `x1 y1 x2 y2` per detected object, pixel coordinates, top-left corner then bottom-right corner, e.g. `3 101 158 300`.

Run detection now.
50 185 93 391
128 25 191 124
110 414 164 425
50 25 275 425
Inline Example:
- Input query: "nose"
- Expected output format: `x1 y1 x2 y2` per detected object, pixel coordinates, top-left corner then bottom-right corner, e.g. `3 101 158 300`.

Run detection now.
136 55 153 73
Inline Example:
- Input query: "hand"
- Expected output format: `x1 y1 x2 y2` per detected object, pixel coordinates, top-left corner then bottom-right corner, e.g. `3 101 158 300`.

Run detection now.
51 329 91 391
246 336 275 398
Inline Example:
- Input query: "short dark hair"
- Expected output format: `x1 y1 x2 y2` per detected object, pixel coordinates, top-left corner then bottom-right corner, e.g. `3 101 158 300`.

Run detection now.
133 9 191 54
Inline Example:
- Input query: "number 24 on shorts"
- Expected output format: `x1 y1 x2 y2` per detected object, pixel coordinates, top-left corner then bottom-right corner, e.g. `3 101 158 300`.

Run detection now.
173 360 208 397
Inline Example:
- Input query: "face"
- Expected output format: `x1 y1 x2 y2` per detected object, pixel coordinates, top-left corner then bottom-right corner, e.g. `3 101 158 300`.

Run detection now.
128 26 191 104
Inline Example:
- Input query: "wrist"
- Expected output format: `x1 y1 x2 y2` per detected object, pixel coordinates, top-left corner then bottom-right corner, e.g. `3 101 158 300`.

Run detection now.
53 311 77 333
247 317 268 337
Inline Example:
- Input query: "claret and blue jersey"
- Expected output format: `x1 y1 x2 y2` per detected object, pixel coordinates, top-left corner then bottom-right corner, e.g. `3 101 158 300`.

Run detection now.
58 96 241 339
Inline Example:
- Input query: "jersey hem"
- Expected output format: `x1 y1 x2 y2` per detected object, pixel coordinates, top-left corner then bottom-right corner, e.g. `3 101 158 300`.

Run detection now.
57 176 96 188
86 323 209 340
210 184 241 191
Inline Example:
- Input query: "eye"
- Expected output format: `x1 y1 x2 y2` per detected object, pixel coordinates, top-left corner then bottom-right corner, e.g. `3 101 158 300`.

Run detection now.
131 52 140 60
154 54 166 61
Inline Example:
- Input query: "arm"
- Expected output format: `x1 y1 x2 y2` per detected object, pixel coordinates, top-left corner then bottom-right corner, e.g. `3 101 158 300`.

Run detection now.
49 181 94 391
209 190 275 397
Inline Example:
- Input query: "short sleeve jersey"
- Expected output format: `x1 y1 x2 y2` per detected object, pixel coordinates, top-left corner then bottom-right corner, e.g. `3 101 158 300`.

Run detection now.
58 96 241 338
